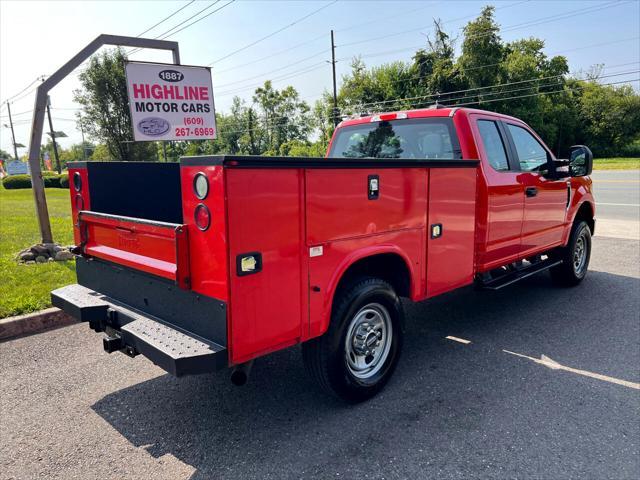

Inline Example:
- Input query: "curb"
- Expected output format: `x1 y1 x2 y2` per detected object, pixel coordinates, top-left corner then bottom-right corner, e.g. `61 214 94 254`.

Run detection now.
0 307 77 340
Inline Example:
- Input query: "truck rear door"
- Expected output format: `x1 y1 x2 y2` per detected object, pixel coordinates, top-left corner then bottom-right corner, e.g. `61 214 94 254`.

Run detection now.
471 114 524 270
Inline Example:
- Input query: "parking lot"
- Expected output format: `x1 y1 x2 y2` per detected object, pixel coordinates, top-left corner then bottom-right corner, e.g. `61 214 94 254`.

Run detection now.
1 173 639 480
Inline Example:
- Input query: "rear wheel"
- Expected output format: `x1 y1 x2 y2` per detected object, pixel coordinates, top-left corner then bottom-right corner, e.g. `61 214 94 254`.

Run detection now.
550 220 592 286
302 277 404 403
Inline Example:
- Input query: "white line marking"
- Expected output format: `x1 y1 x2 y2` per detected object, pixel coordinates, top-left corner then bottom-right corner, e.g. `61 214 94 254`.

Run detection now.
503 350 640 390
598 202 640 207
446 336 471 345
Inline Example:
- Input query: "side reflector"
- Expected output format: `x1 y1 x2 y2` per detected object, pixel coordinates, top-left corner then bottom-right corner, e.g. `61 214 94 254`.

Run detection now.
236 252 262 276
194 204 211 231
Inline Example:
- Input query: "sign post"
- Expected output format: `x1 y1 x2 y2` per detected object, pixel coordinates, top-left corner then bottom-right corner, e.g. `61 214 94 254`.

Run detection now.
125 62 216 142
26 34 180 244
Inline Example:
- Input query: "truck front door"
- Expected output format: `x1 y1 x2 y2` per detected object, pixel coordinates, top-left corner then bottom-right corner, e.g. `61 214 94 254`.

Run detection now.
502 122 568 256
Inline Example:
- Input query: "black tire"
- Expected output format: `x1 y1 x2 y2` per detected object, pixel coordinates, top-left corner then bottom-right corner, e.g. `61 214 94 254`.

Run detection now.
302 277 404 403
550 220 592 287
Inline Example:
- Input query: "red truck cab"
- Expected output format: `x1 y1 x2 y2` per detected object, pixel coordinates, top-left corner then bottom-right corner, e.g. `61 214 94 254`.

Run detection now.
53 106 595 402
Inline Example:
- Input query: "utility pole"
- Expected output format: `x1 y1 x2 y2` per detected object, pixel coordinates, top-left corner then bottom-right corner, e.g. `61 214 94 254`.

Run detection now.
330 30 339 127
5 102 20 162
45 96 62 173
79 117 87 161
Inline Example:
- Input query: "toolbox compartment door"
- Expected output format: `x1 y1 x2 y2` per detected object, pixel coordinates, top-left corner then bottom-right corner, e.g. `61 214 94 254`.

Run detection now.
78 211 191 289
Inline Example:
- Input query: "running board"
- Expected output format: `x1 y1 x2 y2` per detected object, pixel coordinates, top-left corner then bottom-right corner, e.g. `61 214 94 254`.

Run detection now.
479 259 562 291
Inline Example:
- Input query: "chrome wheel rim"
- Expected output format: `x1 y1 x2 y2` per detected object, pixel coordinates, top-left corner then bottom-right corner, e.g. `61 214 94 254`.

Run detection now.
573 230 588 275
345 303 392 380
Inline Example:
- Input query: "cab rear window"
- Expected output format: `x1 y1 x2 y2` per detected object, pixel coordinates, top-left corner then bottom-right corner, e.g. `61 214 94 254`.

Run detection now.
328 118 461 159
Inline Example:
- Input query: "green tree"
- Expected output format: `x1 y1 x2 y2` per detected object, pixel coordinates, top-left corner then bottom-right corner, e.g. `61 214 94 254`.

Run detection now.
576 82 640 156
0 148 13 162
253 81 311 153
458 6 504 89
74 48 156 161
411 19 466 105
90 144 112 161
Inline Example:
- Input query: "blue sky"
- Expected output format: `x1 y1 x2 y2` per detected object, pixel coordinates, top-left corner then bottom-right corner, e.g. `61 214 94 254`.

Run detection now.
1 0 638 152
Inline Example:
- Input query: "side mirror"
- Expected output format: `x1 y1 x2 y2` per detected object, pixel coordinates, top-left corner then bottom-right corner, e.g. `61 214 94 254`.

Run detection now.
569 145 593 177
544 159 570 179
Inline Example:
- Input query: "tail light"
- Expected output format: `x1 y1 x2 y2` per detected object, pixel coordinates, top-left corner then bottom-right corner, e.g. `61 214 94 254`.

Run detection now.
370 112 407 122
74 194 84 211
194 204 211 231
73 172 82 191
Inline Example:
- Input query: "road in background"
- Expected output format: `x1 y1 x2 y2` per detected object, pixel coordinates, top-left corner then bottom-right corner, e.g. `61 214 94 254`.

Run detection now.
1 238 638 480
592 170 639 239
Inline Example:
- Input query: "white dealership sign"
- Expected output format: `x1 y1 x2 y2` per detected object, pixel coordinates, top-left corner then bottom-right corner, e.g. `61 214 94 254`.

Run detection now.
125 62 216 141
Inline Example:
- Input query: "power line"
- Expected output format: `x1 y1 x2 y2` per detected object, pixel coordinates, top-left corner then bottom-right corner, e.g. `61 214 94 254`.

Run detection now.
453 78 639 108
128 1 221 55
214 33 327 75
215 49 327 89
340 2 632 63
0 76 46 105
159 0 234 39
216 62 328 97
359 72 639 112
137 0 196 37
218 1 629 99
380 37 640 89
408 71 640 110
336 0 530 35
208 0 338 65
347 67 640 112
128 0 234 57
213 1 531 77
215 74 638 138
339 1 624 49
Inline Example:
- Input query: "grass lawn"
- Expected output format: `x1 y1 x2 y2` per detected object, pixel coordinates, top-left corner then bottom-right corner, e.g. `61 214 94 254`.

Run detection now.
593 157 640 170
0 187 76 318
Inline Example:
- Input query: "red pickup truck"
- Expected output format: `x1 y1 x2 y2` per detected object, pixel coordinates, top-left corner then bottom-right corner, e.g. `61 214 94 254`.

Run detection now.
52 106 595 402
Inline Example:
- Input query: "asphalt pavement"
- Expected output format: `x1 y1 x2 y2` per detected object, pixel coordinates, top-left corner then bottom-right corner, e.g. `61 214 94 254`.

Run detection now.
1 173 639 480
592 169 640 223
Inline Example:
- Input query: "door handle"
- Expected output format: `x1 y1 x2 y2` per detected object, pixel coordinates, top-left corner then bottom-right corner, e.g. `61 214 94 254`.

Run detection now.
525 187 538 197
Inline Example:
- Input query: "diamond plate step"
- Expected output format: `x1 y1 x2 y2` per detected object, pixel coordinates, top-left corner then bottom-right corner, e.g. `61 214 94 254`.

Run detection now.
52 283 227 376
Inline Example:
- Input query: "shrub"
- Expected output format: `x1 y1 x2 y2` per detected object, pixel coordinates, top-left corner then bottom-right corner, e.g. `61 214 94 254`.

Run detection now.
2 175 32 189
41 171 58 177
43 175 61 188
59 173 69 188
2 173 67 189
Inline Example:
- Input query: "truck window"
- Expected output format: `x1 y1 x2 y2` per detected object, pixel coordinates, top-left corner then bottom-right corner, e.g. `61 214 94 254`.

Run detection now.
328 118 461 159
477 120 509 171
506 124 549 171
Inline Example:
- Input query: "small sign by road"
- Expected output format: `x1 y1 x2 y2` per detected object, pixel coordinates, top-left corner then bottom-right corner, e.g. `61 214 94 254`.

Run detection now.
6 160 29 175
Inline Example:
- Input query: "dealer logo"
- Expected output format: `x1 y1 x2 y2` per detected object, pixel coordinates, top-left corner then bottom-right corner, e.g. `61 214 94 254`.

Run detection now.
159 70 184 82
137 117 170 136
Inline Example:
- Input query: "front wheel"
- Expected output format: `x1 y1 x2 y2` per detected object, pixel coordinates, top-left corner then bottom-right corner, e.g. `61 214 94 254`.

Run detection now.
550 220 592 286
302 277 404 403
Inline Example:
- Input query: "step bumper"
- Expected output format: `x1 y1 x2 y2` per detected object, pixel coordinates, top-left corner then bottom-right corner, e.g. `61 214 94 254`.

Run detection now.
51 284 227 376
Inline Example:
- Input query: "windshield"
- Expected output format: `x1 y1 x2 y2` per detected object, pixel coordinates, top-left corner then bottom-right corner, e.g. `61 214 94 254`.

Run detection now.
328 118 461 159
